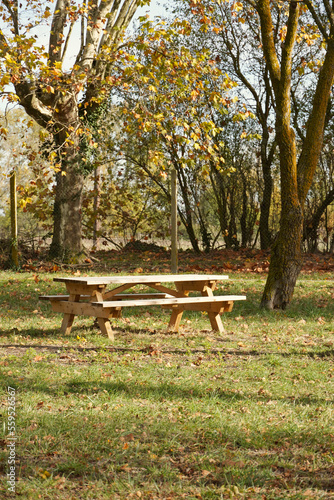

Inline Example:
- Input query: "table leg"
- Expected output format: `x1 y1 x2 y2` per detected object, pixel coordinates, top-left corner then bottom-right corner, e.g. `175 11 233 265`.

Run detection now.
97 318 114 341
168 308 184 332
60 314 75 335
60 294 80 335
166 283 190 332
202 286 225 333
93 289 118 335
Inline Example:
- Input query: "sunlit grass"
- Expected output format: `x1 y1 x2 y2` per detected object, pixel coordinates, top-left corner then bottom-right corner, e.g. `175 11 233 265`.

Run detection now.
0 268 333 499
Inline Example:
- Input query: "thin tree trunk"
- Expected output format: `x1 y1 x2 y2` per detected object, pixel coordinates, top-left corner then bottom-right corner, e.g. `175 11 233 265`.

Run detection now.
177 167 201 253
93 165 101 250
259 155 273 249
304 188 334 252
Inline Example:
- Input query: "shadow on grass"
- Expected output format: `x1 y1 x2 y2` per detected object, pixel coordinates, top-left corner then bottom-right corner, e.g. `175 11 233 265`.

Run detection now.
0 379 333 492
0 326 334 358
0 368 333 407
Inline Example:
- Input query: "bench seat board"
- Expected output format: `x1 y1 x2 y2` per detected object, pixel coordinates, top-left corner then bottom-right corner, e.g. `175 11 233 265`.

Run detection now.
40 293 170 301
48 295 245 317
91 295 246 308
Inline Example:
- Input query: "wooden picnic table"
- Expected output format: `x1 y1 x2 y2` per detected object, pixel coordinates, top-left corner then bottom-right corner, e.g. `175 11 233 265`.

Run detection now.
40 274 246 341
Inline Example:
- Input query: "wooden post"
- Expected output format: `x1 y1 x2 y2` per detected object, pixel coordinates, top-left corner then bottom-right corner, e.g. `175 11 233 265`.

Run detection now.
171 169 178 273
10 171 19 267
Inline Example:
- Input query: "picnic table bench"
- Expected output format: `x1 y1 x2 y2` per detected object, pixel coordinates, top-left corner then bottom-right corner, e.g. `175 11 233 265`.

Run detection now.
40 274 246 341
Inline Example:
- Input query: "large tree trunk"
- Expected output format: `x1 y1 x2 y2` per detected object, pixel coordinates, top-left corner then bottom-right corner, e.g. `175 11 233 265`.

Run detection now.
261 127 303 309
258 0 302 309
261 205 303 309
49 168 84 259
49 96 85 260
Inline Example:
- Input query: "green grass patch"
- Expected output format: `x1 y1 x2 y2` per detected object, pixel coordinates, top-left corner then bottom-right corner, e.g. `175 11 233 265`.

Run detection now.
0 268 333 499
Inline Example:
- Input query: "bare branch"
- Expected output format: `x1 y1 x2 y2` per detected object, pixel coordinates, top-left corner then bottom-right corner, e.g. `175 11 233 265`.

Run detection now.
256 0 281 93
49 0 70 66
323 0 334 30
98 0 140 52
281 1 300 93
61 19 75 63
2 0 19 35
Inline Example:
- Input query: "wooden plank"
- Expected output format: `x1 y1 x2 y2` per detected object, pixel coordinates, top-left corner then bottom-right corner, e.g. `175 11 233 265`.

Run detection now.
161 300 234 313
92 295 246 308
168 309 183 332
65 283 106 295
109 293 170 299
176 280 217 292
207 312 225 333
50 300 119 318
54 274 229 286
40 295 72 301
40 293 169 301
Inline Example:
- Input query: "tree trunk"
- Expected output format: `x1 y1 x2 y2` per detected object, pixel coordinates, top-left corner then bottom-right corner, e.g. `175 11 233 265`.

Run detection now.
261 204 303 309
261 119 302 308
93 165 101 250
177 167 201 253
258 0 302 308
259 156 273 249
49 97 84 260
49 167 84 259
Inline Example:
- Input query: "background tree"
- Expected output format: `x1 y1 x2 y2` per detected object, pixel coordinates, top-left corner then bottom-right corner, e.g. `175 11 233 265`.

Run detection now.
0 0 149 260
106 16 256 252
170 0 277 250
0 109 50 249
253 0 334 308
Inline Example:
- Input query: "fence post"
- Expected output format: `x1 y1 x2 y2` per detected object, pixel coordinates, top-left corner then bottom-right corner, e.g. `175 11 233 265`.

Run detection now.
171 168 178 273
10 171 19 268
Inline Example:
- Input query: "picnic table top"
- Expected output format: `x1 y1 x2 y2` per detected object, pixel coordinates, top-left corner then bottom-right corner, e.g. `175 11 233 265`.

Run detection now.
53 274 229 286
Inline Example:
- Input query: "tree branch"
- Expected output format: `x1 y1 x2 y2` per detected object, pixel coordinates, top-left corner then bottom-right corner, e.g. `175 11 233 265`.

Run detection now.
2 0 19 36
49 0 70 66
303 0 329 40
256 0 281 94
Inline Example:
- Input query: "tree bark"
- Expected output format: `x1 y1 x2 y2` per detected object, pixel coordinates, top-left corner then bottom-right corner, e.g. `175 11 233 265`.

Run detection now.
258 0 334 308
49 168 84 259
261 205 303 309
93 165 102 250
258 0 301 308
259 136 275 249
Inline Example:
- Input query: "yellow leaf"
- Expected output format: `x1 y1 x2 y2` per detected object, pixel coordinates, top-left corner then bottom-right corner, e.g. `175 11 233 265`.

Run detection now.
4 53 16 64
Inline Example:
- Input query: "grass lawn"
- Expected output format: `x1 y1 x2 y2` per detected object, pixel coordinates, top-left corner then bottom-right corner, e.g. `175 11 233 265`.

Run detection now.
0 250 333 499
